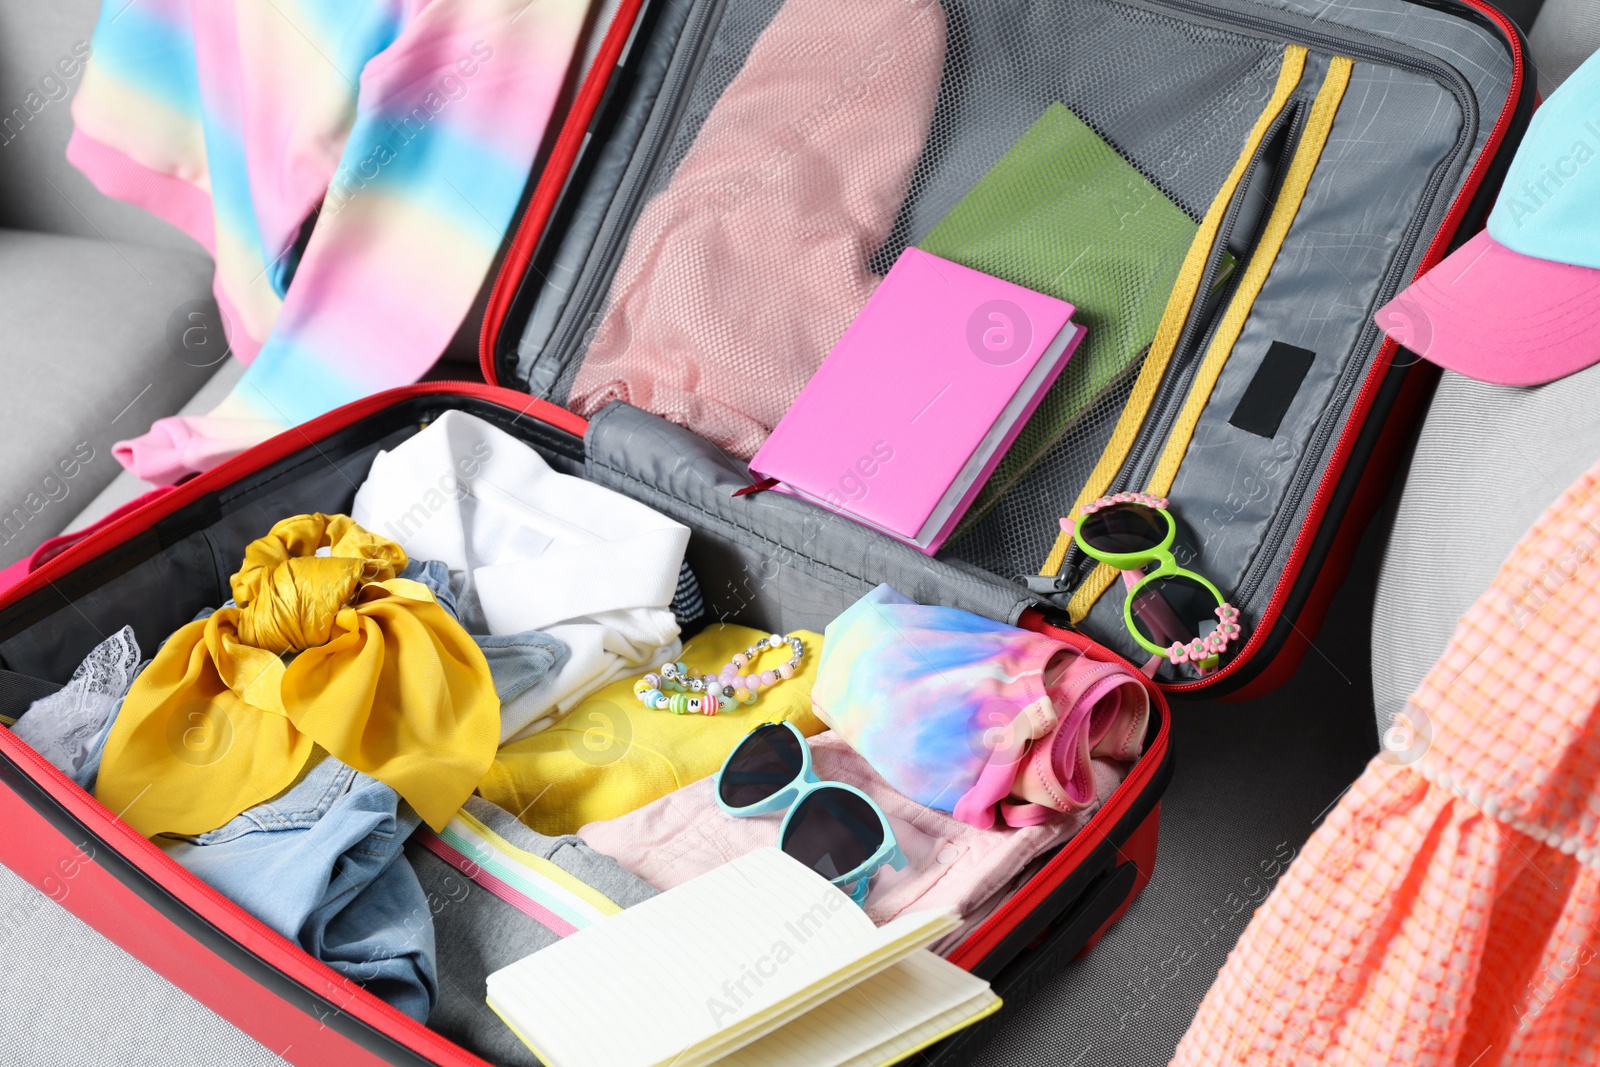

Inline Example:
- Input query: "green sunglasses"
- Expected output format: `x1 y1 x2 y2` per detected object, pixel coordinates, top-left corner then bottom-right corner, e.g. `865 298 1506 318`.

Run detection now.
1064 493 1243 671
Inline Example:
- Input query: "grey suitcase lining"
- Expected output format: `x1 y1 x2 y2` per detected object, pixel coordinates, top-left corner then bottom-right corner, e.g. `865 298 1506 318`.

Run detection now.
498 0 1516 675
0 402 1020 691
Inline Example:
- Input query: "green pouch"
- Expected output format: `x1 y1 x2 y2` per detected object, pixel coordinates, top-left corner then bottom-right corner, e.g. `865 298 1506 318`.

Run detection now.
918 103 1200 534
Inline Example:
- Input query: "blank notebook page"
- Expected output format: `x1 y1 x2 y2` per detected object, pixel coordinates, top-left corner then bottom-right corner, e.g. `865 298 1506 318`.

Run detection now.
720 950 1002 1067
486 847 956 1067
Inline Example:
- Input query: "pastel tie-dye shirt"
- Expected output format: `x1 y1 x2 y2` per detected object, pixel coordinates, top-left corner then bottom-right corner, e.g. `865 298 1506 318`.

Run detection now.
813 584 1149 829
68 0 591 483
812 584 1067 820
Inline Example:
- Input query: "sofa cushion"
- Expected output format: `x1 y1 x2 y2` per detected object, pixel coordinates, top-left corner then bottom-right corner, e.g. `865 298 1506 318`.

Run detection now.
0 228 218 566
1530 0 1600 94
0 1 204 254
1371 365 1600 741
1369 4 1598 742
0 1 212 255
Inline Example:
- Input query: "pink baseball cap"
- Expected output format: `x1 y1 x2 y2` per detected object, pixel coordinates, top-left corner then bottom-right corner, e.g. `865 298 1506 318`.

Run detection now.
1375 50 1600 386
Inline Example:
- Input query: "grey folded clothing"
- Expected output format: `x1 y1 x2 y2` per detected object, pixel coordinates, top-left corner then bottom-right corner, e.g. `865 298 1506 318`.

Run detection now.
407 795 658 1066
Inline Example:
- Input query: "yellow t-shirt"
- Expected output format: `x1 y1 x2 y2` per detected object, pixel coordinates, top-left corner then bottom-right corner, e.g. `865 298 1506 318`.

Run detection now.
480 624 825 835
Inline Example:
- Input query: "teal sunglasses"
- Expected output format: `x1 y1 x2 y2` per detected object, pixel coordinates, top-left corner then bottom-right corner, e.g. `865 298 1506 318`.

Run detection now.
713 722 906 905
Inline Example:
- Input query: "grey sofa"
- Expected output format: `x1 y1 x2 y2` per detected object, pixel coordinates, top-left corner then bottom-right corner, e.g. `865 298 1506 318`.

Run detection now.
0 1 1566 1066
0 1 231 567
1371 1 1600 743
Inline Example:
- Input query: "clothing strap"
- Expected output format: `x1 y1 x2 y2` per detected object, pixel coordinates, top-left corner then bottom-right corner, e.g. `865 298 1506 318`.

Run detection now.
1037 44 1309 587
1061 54 1354 625
416 810 624 937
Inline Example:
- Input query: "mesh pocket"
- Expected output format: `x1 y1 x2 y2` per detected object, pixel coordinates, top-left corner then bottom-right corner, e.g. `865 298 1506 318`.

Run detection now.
568 0 949 458
558 0 1287 568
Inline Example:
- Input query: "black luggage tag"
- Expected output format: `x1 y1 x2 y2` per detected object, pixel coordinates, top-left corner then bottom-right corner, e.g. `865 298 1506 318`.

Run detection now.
1229 341 1314 439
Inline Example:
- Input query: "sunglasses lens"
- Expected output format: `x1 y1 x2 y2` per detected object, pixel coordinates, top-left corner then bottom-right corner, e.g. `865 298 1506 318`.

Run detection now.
1129 574 1222 651
781 787 882 882
1078 503 1168 555
719 724 805 809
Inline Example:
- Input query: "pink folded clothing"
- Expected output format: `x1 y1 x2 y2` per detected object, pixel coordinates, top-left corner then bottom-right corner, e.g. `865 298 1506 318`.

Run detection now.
568 0 948 459
113 413 285 486
576 731 1129 928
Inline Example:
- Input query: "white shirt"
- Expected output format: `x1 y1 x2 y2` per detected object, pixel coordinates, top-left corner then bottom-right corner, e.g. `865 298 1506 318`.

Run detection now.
352 410 689 742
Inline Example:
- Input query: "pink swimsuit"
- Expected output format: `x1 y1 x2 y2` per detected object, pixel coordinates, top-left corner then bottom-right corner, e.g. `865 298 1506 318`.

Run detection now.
577 731 1129 928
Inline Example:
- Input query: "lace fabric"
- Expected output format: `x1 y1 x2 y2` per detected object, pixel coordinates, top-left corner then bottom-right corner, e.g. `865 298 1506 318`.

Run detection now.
12 626 144 789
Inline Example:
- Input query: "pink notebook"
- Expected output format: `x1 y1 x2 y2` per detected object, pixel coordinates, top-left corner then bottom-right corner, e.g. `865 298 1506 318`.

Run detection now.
749 248 1082 554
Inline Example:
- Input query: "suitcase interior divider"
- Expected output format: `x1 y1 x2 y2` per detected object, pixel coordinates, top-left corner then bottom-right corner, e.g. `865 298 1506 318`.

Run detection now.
488 0 1522 687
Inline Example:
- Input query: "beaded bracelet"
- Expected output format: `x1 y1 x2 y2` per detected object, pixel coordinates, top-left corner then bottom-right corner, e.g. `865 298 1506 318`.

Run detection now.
633 633 805 715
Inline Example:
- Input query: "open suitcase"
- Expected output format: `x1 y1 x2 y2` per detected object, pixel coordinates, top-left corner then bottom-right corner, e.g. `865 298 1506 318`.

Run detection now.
0 0 1528 1063
481 0 1534 699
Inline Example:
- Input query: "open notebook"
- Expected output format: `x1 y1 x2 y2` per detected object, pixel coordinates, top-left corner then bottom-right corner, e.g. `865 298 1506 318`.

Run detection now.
486 848 1000 1067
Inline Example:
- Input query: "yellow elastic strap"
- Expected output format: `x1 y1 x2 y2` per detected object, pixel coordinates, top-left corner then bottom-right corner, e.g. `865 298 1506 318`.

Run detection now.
454 810 625 916
1066 55 1354 624
1038 45 1308 583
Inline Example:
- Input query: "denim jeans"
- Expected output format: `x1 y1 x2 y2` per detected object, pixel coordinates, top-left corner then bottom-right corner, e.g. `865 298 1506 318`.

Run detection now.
19 557 566 1020
161 757 439 1021
403 559 566 705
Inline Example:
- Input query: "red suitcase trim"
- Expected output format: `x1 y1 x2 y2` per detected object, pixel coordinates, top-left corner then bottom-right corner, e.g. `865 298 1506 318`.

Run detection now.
0 385 1171 1064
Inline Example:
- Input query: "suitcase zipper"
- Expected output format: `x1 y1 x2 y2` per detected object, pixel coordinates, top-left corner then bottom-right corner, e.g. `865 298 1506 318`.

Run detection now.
542 0 728 379
1113 102 1306 499
1053 3 1479 607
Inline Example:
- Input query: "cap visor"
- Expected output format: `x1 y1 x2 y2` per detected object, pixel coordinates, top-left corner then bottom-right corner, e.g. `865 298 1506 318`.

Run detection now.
1375 229 1600 386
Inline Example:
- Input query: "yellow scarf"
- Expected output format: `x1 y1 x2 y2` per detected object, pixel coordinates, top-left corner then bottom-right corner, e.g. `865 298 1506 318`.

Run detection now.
96 514 500 838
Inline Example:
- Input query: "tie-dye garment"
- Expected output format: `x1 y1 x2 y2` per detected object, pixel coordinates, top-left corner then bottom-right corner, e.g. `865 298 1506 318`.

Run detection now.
812 584 1148 829
68 0 591 484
